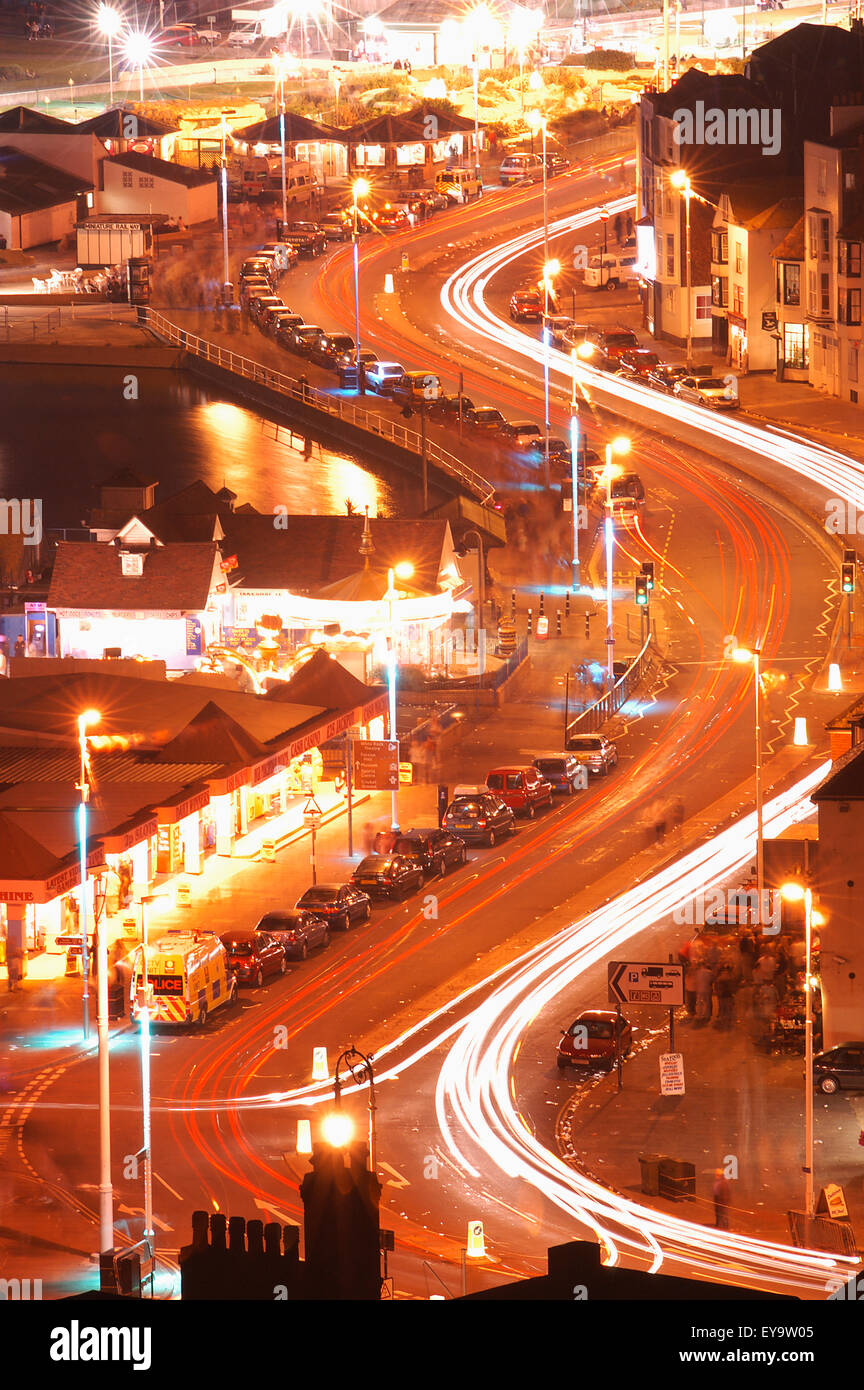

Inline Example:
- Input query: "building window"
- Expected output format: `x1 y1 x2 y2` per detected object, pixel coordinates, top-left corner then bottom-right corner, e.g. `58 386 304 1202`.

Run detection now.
807 213 818 258
808 270 817 314
666 233 675 278
138 176 154 188
664 286 675 314
695 294 711 320
122 170 133 187
732 284 744 315
711 275 728 308
838 288 862 324
784 324 809 369
780 262 800 305
838 240 862 277
821 216 831 257
850 344 859 383
821 272 831 316
711 229 728 264
735 242 744 274
817 158 827 197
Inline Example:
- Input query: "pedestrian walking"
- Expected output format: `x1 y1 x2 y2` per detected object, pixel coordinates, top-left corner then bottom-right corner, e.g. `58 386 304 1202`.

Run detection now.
683 957 699 1016
614 212 622 244
738 929 756 983
714 965 735 1028
361 821 375 857
695 962 714 1023
6 937 24 991
712 1169 732 1229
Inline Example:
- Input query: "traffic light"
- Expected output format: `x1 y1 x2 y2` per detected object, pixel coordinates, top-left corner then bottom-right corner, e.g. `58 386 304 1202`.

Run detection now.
641 560 655 591
842 561 855 594
635 574 649 606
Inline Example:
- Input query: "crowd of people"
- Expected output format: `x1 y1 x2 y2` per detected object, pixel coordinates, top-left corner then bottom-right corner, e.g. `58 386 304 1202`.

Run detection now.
678 922 820 1050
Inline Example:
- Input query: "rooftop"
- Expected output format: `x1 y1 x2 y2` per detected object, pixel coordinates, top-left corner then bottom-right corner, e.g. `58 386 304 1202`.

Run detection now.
48 541 220 612
0 146 92 215
105 150 217 188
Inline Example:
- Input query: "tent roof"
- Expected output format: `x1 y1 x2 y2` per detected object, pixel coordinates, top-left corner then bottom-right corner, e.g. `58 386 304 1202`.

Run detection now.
265 649 383 709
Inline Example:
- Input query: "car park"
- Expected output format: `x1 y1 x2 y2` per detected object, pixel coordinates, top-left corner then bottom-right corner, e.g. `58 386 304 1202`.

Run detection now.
557 1009 632 1071
674 375 740 409
254 909 330 960
566 733 619 775
372 828 467 877
509 289 543 322
442 789 516 844
391 371 442 404
465 406 507 431
288 324 324 355
500 420 543 449
616 349 661 378
499 153 544 186
532 754 585 794
350 854 425 899
295 883 371 929
309 331 355 367
280 222 327 256
219 930 286 987
812 1043 864 1093
485 765 553 818
364 361 405 393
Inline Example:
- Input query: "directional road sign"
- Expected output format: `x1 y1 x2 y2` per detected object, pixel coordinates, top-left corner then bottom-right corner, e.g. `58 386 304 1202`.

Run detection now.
608 960 684 1007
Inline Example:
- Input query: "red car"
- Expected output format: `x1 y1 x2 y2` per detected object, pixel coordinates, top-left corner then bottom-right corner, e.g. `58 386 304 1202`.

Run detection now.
485 765 552 818
557 1010 632 1071
219 930 286 988
509 289 543 322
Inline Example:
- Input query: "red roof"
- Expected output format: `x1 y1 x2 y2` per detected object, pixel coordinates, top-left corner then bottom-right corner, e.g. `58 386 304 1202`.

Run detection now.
48 542 219 612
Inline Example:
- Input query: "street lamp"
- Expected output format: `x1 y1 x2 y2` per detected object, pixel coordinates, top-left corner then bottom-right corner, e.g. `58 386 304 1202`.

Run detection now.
540 253 559 489
670 169 693 368
273 58 288 229
76 709 101 1040
603 437 630 684
780 881 817 1220
387 561 414 830
568 347 591 593
123 30 153 105
352 177 370 395
732 645 765 924
599 205 610 287
462 528 486 697
97 5 123 107
333 1044 377 1173
132 891 168 1273
219 114 231 302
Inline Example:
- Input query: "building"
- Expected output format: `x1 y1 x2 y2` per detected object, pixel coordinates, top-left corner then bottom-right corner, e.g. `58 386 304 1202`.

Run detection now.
0 146 92 251
0 105 104 186
710 183 802 371
748 20 864 165
810 744 864 1050
98 151 218 225
47 536 229 670
75 107 177 161
636 71 779 349
802 114 864 404
771 214 808 381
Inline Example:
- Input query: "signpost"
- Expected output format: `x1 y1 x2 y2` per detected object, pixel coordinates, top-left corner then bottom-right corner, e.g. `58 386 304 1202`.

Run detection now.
609 960 685 1090
351 739 400 792
302 797 323 884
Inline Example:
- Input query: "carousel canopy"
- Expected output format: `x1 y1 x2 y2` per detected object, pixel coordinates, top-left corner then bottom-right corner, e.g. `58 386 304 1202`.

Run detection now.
265 649 383 707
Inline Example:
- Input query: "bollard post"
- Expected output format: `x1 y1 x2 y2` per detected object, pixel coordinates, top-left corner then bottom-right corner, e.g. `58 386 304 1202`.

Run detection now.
584 612 590 640
565 591 571 618
511 588 516 618
539 591 545 614
556 610 562 637
527 607 533 636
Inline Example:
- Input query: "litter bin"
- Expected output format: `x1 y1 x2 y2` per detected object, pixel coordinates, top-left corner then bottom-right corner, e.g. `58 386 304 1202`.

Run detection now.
639 1153 665 1196
658 1157 696 1200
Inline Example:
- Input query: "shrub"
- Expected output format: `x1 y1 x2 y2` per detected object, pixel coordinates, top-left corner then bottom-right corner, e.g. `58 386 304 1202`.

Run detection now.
570 48 636 71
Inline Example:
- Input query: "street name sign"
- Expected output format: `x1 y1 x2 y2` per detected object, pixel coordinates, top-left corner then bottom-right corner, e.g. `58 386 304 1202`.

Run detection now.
608 960 684 1007
352 739 400 790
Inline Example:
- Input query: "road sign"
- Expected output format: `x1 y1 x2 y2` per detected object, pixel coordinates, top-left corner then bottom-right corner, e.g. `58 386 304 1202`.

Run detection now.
352 739 400 790
659 1052 685 1096
302 810 322 828
608 960 684 1007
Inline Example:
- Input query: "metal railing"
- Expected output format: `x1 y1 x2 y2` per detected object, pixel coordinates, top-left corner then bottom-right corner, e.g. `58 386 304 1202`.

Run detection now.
0 308 63 339
141 309 494 502
565 632 654 740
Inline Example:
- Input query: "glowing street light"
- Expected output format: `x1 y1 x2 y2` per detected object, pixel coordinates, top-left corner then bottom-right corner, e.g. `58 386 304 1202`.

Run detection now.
76 708 101 1039
604 437 630 683
780 880 817 1220
388 562 414 829
352 176 370 395
670 169 693 367
509 5 541 112
97 5 123 107
123 30 154 104
322 1111 354 1147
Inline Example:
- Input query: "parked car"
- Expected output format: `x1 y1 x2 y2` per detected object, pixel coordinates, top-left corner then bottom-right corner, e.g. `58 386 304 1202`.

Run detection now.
372 828 468 877
500 420 543 449
645 363 688 394
544 314 575 346
262 305 298 335
337 346 378 371
566 733 619 775
532 754 585 794
157 23 199 47
194 24 222 45
428 393 475 421
544 152 571 176
372 203 410 232
813 1043 864 1093
585 327 638 359
509 289 543 322
530 435 571 462
239 278 271 305
219 930 286 987
350 854 425 899
557 1009 632 1071
249 295 284 325
321 211 353 241
465 406 507 431
309 331 355 367
499 153 544 186
280 222 327 256
583 252 639 291
616 349 661 378
288 323 324 355
485 765 553 818
274 314 305 346
241 257 273 280
435 168 482 202
674 375 740 409
254 909 330 960
295 883 371 929
391 371 442 404
365 361 405 393
561 323 591 350
442 790 515 845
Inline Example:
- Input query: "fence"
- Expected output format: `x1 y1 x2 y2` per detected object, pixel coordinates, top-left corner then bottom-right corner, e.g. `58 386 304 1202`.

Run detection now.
565 632 654 740
0 308 63 339
141 309 494 502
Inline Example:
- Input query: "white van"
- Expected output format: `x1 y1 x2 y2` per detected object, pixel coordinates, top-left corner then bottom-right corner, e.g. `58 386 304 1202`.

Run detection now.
583 252 639 290
228 158 317 204
229 21 262 45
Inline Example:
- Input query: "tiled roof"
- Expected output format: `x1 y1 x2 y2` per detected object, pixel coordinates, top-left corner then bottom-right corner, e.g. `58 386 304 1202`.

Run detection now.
771 213 805 261
154 701 266 764
48 541 219 611
105 150 216 188
235 112 340 142
223 515 448 594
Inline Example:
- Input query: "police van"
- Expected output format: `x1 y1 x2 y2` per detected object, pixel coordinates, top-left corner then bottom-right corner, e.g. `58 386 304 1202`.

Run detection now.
435 168 482 203
131 929 237 1028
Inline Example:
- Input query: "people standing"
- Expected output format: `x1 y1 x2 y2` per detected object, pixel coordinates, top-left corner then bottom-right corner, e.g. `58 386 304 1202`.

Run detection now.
712 1168 732 1229
695 961 714 1023
714 965 735 1028
6 937 24 991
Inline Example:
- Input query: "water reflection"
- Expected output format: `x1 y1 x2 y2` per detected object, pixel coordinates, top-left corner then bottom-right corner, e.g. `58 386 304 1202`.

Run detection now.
0 366 426 529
